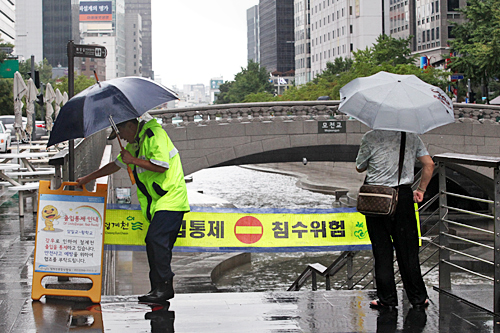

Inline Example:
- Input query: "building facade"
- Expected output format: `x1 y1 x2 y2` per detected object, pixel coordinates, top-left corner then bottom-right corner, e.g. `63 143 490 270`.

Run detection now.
79 0 126 79
387 0 468 65
15 0 43 62
124 0 152 79
0 0 16 46
124 12 142 76
247 5 260 64
42 0 80 67
294 0 311 85
259 0 295 74
309 0 382 80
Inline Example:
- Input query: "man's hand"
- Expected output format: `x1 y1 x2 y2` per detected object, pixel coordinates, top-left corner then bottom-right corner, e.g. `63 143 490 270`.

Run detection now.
76 176 90 189
413 190 424 203
121 149 136 165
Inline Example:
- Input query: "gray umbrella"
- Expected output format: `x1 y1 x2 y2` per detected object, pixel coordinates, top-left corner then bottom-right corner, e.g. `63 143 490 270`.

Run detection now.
339 71 455 134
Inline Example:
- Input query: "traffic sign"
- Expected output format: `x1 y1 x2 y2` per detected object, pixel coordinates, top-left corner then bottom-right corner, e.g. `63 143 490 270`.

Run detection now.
73 44 107 58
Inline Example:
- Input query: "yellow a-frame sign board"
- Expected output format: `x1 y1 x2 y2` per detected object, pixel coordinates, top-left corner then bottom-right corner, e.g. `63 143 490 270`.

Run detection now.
31 181 108 303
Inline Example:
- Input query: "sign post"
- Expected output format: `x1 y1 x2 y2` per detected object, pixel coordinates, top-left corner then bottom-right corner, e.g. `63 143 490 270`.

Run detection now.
66 40 107 181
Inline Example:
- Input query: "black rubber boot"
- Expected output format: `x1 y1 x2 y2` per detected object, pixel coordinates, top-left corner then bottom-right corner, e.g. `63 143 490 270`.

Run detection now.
139 279 174 303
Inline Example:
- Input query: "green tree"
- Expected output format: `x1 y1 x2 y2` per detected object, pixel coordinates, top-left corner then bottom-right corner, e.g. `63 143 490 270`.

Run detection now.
54 74 96 96
0 79 13 115
314 57 353 83
215 60 274 104
246 34 448 102
19 58 53 85
0 35 15 114
449 0 500 103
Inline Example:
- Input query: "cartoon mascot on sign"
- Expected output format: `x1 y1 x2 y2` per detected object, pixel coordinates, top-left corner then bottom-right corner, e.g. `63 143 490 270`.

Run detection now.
41 205 61 231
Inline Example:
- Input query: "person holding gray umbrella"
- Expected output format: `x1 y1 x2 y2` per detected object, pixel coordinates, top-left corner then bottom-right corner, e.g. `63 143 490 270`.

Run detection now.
339 72 455 310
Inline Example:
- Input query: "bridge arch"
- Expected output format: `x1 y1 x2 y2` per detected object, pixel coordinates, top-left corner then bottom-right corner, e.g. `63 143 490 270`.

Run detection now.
110 101 500 202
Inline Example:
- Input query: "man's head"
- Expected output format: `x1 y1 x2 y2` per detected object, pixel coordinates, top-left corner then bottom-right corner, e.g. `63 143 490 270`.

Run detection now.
108 118 139 143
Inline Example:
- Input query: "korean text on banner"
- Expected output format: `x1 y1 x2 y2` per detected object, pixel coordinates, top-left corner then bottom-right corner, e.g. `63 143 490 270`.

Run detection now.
104 206 372 252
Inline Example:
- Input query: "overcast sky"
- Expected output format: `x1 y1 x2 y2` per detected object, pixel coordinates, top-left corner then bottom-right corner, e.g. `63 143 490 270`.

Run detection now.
151 0 258 89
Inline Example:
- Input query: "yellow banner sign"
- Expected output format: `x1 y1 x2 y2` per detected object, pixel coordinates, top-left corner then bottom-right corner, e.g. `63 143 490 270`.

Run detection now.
104 205 372 252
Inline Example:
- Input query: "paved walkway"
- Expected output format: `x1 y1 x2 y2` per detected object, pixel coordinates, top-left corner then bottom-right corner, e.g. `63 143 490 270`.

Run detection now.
0 164 497 332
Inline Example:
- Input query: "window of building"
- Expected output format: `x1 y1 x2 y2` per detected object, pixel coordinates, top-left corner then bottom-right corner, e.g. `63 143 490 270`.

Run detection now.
431 28 435 40
350 43 353 51
447 0 459 11
350 25 353 33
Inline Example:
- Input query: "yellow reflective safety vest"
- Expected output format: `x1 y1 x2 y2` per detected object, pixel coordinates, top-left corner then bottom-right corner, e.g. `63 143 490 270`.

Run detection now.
116 119 190 222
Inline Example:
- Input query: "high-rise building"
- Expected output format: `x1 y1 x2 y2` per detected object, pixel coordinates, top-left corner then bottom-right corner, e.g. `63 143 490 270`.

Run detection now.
386 0 468 66
125 12 142 76
259 0 295 74
124 0 152 79
42 0 80 67
15 0 43 62
80 0 126 79
294 0 311 85
247 5 260 64
309 0 382 80
0 0 16 46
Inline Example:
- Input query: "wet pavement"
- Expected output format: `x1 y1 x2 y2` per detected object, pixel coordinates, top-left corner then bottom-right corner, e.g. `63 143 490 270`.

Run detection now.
1 170 499 332
8 288 500 332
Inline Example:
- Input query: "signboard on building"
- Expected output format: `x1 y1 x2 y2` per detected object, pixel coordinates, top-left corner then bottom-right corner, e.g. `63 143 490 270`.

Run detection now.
79 1 112 21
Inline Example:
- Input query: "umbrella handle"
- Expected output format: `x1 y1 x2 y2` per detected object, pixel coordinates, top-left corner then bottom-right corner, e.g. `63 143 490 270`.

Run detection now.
117 139 136 186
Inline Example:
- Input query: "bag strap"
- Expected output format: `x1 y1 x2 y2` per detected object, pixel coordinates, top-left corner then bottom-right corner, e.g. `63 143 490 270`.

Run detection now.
397 132 406 185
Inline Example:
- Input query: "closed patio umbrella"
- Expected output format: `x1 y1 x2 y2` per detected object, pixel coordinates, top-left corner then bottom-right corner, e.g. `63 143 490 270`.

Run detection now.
26 78 38 139
54 88 64 120
13 71 27 140
44 83 56 132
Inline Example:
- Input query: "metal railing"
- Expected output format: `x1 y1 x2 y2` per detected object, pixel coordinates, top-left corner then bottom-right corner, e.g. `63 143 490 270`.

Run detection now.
433 153 500 314
288 166 443 292
289 153 500 314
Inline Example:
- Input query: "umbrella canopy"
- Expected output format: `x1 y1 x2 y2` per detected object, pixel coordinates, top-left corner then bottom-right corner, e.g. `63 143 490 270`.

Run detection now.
13 71 27 137
25 78 39 136
54 88 64 120
48 76 178 146
44 83 56 131
339 71 455 134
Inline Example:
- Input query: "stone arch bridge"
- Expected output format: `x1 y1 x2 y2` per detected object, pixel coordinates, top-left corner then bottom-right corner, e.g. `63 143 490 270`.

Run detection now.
109 101 500 200
149 101 500 176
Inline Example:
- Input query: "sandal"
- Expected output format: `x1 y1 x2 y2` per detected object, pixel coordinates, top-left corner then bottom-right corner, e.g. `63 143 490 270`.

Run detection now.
369 300 397 310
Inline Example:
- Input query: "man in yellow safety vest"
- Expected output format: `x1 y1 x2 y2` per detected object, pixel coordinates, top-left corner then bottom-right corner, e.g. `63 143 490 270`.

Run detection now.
77 117 190 303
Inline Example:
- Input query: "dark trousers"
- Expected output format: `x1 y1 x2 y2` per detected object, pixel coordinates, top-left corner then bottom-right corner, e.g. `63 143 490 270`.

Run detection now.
145 210 185 289
366 186 428 306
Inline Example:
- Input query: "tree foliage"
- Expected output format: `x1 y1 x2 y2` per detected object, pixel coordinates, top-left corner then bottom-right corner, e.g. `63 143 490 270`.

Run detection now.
215 60 274 104
244 34 448 102
448 0 500 103
19 58 53 85
54 74 96 96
